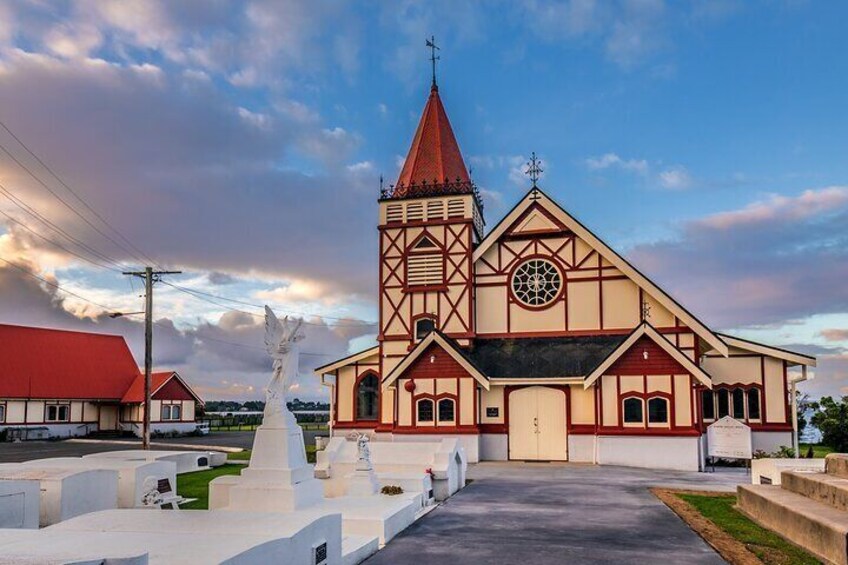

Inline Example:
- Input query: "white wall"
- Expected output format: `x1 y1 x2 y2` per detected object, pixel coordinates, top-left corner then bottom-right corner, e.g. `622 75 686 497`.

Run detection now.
598 436 701 471
480 434 508 461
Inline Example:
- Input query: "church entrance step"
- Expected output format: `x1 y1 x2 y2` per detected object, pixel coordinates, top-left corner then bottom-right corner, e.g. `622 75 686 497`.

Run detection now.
828 454 848 480
738 483 848 565
782 470 848 513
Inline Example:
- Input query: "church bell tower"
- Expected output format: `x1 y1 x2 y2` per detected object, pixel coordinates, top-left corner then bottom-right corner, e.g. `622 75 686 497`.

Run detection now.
377 63 484 378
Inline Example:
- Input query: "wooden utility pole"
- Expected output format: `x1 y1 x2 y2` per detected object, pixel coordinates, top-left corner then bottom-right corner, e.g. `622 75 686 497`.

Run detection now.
122 267 181 449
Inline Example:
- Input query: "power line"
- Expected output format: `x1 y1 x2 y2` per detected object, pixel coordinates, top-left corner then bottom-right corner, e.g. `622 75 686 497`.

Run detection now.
0 257 117 310
161 281 378 327
0 119 161 268
0 133 155 267
0 181 128 270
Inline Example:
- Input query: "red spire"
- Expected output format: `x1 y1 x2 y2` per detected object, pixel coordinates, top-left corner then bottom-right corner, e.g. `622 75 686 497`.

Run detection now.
394 85 471 198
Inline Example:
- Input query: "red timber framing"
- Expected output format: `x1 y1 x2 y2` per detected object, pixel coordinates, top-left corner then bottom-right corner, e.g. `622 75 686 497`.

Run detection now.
378 216 475 344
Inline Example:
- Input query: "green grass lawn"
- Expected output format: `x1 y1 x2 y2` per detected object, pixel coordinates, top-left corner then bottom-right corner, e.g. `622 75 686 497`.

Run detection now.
676 493 819 565
177 464 245 510
799 443 834 458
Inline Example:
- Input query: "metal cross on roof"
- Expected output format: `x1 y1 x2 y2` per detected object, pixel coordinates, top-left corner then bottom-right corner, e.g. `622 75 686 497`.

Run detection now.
426 35 440 89
525 152 543 188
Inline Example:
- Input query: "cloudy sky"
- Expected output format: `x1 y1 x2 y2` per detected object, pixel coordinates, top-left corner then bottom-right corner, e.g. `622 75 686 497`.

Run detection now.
0 1 846 401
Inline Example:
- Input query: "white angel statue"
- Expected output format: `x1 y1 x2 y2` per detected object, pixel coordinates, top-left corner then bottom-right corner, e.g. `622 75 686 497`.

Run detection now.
263 306 305 427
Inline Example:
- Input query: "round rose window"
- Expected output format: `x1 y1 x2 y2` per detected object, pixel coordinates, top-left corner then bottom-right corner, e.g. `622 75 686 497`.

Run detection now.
511 258 562 307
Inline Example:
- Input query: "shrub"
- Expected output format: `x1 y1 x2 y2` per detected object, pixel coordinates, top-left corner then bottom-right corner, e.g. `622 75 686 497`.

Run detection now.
381 485 404 495
811 396 848 453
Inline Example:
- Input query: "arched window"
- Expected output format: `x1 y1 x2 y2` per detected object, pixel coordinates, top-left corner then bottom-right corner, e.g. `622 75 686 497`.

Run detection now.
417 399 434 422
415 317 436 340
717 389 730 418
747 388 761 420
438 398 455 423
732 388 745 419
623 397 643 424
701 390 715 421
647 397 669 424
356 374 379 421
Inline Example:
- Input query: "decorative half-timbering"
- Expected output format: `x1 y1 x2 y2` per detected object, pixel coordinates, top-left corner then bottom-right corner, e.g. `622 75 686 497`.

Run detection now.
315 75 816 471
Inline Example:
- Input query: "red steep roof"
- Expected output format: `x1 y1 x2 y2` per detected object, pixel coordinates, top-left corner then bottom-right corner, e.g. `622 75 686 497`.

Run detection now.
121 371 173 403
394 86 470 197
0 324 141 400
121 371 202 404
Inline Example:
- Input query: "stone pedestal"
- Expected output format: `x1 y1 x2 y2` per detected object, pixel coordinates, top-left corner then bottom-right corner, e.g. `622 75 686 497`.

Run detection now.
209 421 324 512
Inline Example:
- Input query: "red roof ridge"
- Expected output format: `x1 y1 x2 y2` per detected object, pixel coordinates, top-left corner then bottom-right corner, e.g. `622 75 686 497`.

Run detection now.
0 322 125 340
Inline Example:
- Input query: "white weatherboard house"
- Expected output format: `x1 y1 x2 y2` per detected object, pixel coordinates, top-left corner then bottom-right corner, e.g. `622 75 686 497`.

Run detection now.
315 79 816 471
0 324 202 438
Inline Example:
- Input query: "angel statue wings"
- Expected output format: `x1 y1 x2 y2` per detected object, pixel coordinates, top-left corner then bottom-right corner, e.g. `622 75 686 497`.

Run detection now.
263 306 305 427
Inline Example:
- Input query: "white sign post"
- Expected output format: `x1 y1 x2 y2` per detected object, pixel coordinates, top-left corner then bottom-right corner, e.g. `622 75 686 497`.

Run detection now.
707 416 753 471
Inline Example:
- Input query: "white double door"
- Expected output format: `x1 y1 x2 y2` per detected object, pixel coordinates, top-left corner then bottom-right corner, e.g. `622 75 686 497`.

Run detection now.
509 386 568 461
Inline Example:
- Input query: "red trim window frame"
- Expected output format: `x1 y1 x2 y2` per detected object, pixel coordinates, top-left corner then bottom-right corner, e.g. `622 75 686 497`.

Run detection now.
507 254 566 312
0 401 6 424
619 391 673 429
704 384 763 425
413 392 458 427
411 313 438 341
353 371 380 423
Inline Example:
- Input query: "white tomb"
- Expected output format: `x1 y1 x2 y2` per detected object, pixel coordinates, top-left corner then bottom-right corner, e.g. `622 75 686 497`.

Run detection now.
0 508 344 564
0 480 40 529
0 467 118 526
751 457 826 485
18 457 177 508
317 437 467 501
83 449 224 474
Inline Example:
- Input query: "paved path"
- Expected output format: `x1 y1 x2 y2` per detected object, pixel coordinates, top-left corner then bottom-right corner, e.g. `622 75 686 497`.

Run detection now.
0 430 326 463
366 462 744 564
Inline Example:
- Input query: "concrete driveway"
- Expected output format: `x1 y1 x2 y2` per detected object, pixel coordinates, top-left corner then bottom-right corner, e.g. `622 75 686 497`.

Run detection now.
366 462 745 564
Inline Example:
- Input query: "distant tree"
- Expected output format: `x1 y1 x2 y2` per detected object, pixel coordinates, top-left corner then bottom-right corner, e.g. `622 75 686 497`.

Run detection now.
810 396 848 452
797 392 813 437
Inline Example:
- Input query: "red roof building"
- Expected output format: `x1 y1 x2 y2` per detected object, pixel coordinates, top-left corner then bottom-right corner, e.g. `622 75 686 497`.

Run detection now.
0 324 202 439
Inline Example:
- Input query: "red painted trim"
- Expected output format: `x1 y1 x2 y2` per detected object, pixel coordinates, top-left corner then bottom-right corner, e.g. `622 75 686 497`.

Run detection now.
506 253 567 312
391 425 480 435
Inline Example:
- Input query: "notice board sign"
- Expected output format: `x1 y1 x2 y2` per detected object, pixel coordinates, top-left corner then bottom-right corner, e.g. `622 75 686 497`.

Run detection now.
707 416 752 460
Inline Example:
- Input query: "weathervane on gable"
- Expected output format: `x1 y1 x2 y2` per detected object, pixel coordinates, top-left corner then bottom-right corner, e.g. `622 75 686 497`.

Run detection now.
426 35 440 89
526 152 543 191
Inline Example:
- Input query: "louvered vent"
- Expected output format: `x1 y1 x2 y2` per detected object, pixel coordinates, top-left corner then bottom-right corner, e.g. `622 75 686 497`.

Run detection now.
426 200 445 220
407 203 424 221
407 254 443 287
447 199 464 218
386 204 403 223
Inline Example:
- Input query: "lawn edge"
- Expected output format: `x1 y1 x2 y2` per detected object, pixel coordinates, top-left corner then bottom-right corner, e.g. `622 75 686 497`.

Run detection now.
651 488 763 565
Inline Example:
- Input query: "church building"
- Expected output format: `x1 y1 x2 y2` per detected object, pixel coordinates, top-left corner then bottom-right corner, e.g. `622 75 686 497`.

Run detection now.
315 76 815 471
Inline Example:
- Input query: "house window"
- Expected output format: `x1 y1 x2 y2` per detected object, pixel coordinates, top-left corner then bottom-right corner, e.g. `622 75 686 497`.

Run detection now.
356 374 379 421
717 389 730 418
732 388 745 419
623 397 643 424
511 258 562 307
45 404 70 422
747 389 761 420
437 399 455 423
647 398 669 424
701 390 715 421
415 318 436 340
417 399 434 423
161 404 182 421
0 404 6 423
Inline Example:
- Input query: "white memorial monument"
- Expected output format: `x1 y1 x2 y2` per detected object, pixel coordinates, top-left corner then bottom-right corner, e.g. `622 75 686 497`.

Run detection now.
344 433 380 497
210 307 324 512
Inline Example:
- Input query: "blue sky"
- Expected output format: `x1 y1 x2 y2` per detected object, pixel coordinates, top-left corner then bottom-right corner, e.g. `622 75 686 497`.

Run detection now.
0 1 846 399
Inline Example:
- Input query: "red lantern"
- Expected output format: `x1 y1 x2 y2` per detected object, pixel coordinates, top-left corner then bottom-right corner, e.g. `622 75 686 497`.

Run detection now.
404 380 416 392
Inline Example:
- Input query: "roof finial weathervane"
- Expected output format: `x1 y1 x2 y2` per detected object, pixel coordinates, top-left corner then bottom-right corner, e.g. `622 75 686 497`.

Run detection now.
426 35 440 90
525 152 543 189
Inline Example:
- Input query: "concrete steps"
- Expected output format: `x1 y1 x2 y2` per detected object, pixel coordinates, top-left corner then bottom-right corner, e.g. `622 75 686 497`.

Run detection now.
738 453 848 565
782 470 848 513
342 534 379 565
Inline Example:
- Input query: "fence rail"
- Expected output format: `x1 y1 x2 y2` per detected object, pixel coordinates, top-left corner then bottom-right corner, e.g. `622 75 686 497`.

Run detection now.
197 413 329 432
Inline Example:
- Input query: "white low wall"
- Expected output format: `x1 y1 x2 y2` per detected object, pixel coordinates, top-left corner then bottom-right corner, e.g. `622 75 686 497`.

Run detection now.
479 434 508 461
0 480 40 529
751 431 794 455
0 467 119 526
83 450 223 474
598 436 701 472
567 435 595 463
